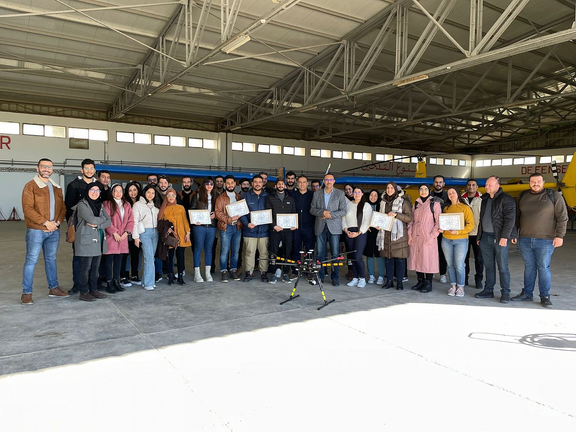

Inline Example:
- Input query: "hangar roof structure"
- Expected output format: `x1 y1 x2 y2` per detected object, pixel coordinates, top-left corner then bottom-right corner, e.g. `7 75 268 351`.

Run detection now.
1 0 576 154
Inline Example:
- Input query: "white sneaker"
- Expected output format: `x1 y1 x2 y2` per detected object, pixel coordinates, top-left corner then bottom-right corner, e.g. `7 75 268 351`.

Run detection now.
143 286 154 291
357 278 367 288
347 278 359 287
440 274 447 283
376 276 384 285
447 286 456 296
402 277 409 283
455 286 465 297
368 275 376 284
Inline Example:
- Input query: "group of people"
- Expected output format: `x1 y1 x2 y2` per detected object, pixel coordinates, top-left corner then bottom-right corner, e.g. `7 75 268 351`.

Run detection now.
21 159 568 308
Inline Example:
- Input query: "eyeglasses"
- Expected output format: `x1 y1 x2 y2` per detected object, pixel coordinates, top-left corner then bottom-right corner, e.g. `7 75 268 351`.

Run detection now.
83 167 96 172
353 191 363 195
324 179 335 183
89 188 101 193
205 182 214 186
166 193 177 197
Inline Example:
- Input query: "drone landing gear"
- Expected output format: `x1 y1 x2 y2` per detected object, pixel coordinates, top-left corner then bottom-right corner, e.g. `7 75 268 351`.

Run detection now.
280 273 335 310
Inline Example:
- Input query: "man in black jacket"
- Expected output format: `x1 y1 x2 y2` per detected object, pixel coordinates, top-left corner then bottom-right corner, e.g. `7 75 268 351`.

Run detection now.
289 175 315 278
475 176 517 303
266 178 297 283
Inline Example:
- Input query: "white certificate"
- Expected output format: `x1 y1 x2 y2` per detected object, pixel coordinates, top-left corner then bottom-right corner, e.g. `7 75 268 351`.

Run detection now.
188 209 211 225
251 209 272 226
226 199 249 218
370 211 395 231
439 212 464 231
277 213 298 229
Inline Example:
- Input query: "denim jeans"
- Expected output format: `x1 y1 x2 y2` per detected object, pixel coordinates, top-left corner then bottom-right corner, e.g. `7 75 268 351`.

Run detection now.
317 225 341 281
441 237 468 287
193 226 216 268
366 256 385 278
140 228 158 288
220 226 242 272
479 233 510 294
518 237 555 298
22 228 61 294
385 257 405 282
344 233 368 279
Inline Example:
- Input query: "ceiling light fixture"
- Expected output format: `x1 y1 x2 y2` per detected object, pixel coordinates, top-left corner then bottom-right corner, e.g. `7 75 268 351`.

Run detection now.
393 74 429 86
298 105 318 113
155 83 173 93
221 35 251 54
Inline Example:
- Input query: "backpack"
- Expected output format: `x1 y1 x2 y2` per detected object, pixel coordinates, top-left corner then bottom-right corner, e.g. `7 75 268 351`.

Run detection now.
414 198 438 224
517 189 556 205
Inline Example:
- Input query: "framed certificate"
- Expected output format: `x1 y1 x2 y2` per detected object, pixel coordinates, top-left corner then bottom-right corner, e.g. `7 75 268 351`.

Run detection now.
188 209 211 225
251 209 272 226
370 211 395 231
439 212 464 231
226 199 249 218
277 213 298 229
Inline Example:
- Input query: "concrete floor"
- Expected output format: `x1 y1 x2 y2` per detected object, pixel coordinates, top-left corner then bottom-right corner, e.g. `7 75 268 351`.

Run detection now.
1 221 575 431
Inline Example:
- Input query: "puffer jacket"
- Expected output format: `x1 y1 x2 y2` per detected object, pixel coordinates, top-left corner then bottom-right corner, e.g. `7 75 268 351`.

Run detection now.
378 197 413 259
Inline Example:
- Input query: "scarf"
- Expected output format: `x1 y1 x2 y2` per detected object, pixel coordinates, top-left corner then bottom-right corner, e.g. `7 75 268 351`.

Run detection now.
376 196 404 250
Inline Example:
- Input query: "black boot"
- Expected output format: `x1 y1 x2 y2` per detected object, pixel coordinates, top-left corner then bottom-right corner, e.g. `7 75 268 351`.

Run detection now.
411 278 425 290
177 273 186 285
396 281 404 290
105 281 117 294
113 279 125 292
168 273 175 285
382 279 394 289
420 280 432 293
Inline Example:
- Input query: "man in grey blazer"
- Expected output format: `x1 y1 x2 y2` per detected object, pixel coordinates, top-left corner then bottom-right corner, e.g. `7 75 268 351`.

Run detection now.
310 173 348 286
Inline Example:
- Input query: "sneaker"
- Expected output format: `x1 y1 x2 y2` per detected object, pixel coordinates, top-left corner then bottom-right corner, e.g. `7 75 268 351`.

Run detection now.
440 274 447 283
48 287 70 298
120 278 132 288
290 273 298 281
540 297 553 308
230 271 241 281
221 271 229 283
90 290 107 299
455 286 465 297
143 286 154 291
261 273 269 283
155 273 163 283
357 278 367 288
21 293 33 305
243 272 253 282
368 275 376 284
347 278 359 287
500 293 510 304
79 292 96 302
376 276 384 285
275 268 282 279
332 279 340 287
402 277 409 283
447 286 456 296
131 276 142 285
511 291 533 301
269 275 278 284
282 274 291 283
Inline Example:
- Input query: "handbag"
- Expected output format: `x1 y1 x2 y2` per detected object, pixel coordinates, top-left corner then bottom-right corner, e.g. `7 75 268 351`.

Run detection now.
163 227 180 249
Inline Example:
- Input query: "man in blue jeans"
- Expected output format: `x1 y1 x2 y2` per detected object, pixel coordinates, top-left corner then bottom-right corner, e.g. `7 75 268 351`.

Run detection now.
310 172 348 286
21 158 69 304
512 173 568 308
475 176 517 304
215 175 243 282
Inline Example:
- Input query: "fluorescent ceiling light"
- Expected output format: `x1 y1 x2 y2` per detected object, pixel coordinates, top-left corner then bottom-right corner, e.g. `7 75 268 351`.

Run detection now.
222 35 251 54
393 74 429 86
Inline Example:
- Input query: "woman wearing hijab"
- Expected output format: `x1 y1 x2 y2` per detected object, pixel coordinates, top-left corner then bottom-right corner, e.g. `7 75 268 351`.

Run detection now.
377 182 413 290
441 187 475 297
190 177 218 282
74 181 111 302
120 181 142 287
132 185 160 291
342 186 373 288
407 184 442 293
102 183 134 293
158 187 191 285
363 189 385 284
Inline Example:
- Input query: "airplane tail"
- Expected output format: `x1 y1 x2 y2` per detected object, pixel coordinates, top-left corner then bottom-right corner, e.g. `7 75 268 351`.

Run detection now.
560 152 576 208
415 160 426 178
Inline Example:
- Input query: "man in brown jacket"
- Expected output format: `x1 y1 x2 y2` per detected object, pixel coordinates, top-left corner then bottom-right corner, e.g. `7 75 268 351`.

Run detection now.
215 175 243 282
21 158 68 304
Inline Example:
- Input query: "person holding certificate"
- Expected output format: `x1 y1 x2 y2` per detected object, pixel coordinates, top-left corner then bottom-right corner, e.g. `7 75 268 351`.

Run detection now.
377 182 413 290
265 178 297 284
407 184 442 293
190 177 218 283
342 187 373 288
440 188 475 297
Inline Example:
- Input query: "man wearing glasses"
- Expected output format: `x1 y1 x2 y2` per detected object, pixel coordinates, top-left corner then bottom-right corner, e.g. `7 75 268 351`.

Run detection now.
310 173 348 286
21 159 68 304
65 158 97 295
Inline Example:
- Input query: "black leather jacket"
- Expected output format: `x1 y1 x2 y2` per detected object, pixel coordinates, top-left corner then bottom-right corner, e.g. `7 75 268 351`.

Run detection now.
477 188 518 242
